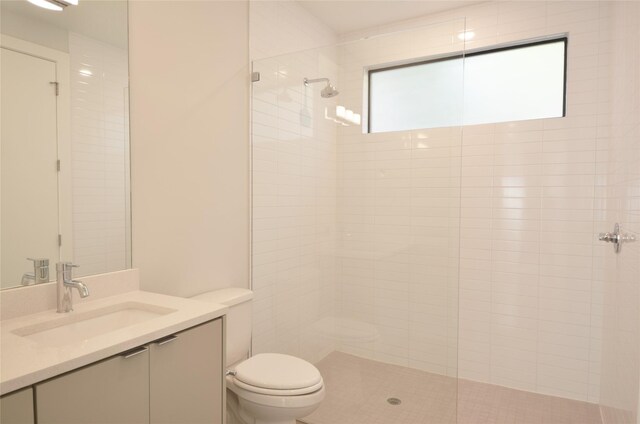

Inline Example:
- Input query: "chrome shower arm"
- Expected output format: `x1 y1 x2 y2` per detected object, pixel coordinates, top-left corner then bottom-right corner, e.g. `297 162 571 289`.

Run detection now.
304 77 330 86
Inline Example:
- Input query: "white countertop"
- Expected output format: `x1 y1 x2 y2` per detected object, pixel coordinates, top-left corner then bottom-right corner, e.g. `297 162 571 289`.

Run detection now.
0 290 227 395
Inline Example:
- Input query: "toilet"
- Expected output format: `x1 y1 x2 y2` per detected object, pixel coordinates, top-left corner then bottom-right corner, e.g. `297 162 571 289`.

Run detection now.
191 288 325 424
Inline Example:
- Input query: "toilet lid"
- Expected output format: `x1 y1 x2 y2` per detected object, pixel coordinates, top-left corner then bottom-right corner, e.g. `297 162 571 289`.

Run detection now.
234 353 322 390
231 377 324 396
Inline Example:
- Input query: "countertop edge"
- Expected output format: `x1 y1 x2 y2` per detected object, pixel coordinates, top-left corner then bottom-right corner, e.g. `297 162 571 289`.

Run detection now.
0 292 227 396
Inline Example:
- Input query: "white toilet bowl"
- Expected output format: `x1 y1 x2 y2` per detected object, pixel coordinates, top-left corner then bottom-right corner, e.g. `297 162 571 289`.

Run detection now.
190 290 325 424
226 353 325 424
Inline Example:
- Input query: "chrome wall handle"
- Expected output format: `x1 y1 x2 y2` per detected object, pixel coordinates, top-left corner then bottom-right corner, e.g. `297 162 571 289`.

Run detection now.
122 346 148 359
599 223 636 253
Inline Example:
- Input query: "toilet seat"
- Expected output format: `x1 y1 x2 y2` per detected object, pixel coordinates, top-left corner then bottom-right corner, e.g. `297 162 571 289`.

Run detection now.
231 353 323 396
227 375 326 410
233 377 324 396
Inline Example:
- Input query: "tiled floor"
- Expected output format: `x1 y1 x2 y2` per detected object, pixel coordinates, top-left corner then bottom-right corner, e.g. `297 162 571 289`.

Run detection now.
301 352 602 424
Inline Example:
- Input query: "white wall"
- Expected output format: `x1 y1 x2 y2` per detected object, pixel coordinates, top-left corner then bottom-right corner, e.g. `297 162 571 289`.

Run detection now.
129 0 250 297
335 0 614 403
250 1 336 61
249 1 339 363
0 8 68 52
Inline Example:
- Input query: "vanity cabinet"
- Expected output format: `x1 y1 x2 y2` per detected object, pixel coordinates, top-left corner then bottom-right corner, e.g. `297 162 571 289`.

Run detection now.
0 387 34 424
150 319 223 424
33 318 223 424
36 346 150 424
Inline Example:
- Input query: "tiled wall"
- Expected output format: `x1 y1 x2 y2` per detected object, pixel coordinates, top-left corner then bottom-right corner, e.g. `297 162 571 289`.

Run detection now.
69 33 130 277
336 1 613 403
598 2 640 423
249 1 339 363
250 0 638 408
333 21 465 378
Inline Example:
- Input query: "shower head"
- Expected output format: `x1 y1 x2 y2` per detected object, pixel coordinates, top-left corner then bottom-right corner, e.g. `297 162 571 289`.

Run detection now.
321 84 339 98
304 77 339 98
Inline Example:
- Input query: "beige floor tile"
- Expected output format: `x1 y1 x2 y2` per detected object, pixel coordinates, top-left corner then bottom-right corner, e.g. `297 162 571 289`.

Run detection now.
301 352 601 424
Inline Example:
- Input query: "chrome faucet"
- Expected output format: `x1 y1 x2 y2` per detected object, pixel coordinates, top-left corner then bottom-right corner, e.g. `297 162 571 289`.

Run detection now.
21 258 50 286
56 262 89 313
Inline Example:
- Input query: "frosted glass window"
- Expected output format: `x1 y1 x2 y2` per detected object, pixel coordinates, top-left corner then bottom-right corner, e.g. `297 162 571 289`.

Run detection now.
369 58 464 132
368 38 567 133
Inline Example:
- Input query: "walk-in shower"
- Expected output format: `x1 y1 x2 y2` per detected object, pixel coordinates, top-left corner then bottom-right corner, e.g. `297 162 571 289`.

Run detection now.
250 2 640 423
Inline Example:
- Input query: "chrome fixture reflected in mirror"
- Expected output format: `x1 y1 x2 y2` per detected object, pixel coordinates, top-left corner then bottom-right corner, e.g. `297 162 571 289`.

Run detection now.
21 258 50 286
1 0 131 290
599 223 636 253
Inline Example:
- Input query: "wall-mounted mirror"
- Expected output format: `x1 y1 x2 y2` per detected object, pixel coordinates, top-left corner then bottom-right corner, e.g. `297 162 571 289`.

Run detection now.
0 0 130 289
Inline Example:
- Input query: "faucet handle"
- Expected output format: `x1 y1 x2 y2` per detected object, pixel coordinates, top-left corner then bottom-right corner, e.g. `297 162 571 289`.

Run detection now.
57 262 79 281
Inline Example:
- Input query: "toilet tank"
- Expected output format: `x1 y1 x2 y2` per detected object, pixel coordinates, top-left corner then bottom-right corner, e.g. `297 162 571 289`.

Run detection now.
190 288 253 366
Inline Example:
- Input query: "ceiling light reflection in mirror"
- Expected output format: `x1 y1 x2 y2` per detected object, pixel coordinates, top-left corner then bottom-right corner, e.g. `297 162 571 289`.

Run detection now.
27 0 79 11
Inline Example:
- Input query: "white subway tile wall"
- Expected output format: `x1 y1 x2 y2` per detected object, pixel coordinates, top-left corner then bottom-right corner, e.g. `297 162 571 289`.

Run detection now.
598 2 640 423
251 0 640 415
69 33 130 277
250 1 339 363
334 19 465 379
334 1 616 404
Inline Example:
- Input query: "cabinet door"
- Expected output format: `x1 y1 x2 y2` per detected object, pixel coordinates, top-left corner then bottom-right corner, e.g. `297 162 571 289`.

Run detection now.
0 387 34 424
150 319 223 424
36 346 149 424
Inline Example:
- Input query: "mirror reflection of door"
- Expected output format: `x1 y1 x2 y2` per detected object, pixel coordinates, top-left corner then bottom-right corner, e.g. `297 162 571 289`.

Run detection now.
1 47 60 287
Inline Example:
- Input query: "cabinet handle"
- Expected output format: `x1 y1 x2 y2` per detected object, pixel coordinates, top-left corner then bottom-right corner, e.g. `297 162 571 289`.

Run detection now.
155 335 178 346
121 346 148 359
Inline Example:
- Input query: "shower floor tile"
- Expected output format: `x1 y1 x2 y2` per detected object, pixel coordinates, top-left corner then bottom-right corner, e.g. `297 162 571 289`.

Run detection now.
301 352 601 424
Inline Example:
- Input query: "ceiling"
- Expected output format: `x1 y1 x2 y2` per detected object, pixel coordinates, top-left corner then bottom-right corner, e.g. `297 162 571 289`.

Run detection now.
298 0 482 34
1 0 480 50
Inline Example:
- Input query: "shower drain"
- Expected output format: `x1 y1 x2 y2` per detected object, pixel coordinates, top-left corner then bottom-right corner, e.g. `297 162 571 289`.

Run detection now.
387 397 402 405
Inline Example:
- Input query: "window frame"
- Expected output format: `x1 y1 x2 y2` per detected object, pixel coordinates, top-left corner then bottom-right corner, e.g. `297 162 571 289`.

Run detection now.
366 36 568 133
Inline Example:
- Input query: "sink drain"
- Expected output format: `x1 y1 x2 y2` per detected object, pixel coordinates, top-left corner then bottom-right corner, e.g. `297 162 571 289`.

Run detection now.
387 397 402 405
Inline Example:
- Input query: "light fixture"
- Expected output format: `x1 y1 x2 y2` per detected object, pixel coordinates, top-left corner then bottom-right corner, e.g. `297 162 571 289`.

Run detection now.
457 31 475 41
27 0 79 11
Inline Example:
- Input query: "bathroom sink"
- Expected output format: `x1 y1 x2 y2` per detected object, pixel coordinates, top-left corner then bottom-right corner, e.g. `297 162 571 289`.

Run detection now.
12 302 176 347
